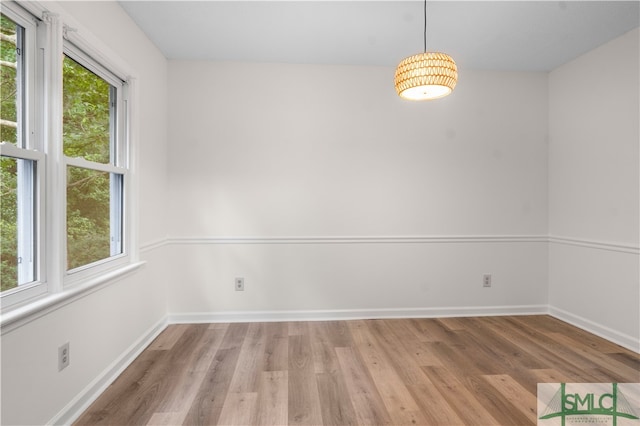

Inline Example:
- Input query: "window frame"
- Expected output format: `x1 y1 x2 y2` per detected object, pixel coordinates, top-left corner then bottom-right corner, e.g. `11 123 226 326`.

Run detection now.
0 144 46 305
0 1 140 315
0 4 47 307
62 42 130 285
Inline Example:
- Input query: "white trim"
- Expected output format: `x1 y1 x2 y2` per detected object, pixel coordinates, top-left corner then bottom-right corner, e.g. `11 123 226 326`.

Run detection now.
168 305 548 324
63 39 124 87
169 234 639 255
2 1 40 28
42 8 65 294
48 317 167 426
140 237 169 254
18 1 132 83
0 261 146 334
126 78 139 263
169 235 548 245
65 156 126 175
548 235 639 255
0 142 45 161
549 305 640 353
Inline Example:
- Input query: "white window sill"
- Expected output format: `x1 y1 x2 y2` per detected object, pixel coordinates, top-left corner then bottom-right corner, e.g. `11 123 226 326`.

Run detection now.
1 261 145 335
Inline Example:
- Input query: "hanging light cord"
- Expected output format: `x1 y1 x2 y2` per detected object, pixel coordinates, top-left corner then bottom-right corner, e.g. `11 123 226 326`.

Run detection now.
423 0 427 53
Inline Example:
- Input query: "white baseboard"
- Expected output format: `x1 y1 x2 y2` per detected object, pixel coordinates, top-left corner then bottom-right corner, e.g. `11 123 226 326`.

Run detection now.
48 317 168 426
548 305 640 353
168 304 548 324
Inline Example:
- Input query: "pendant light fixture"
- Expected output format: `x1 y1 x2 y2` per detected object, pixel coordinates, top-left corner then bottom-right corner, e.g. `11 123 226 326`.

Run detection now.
394 0 457 100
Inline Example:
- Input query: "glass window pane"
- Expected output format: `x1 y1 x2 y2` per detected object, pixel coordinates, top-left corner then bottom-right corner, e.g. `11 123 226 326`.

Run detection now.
1 156 36 291
63 55 113 164
1 156 18 290
0 14 22 147
66 167 123 270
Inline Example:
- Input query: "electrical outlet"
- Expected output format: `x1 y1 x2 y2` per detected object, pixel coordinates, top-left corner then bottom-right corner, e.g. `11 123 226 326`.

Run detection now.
235 277 244 291
58 342 70 371
483 274 492 288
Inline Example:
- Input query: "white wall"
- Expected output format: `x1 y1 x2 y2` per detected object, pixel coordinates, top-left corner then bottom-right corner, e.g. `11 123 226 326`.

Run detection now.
0 2 170 425
548 28 640 349
167 62 549 317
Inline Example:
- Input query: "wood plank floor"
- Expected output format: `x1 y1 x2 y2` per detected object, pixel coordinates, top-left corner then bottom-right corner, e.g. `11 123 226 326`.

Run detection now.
74 316 640 425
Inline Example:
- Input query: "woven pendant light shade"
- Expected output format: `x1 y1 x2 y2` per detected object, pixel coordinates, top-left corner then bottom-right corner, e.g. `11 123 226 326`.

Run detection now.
394 52 458 101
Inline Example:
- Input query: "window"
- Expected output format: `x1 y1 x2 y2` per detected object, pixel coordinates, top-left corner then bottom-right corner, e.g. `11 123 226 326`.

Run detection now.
63 49 126 274
0 2 134 311
1 13 26 291
1 8 44 305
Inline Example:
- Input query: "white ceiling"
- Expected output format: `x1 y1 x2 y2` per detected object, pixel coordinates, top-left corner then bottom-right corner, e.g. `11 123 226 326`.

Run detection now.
119 1 640 72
